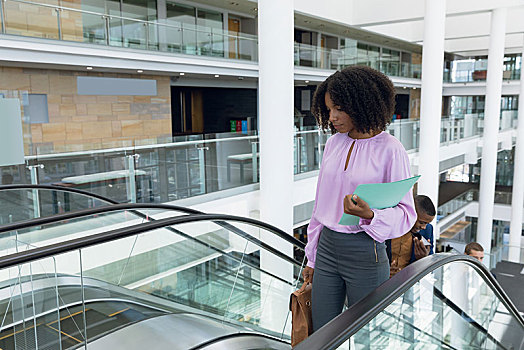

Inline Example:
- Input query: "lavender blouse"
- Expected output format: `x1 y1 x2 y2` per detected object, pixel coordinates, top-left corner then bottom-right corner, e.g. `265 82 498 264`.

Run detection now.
305 131 417 268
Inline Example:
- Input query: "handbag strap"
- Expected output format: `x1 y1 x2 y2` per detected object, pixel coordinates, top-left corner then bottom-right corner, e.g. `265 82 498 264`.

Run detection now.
297 282 310 293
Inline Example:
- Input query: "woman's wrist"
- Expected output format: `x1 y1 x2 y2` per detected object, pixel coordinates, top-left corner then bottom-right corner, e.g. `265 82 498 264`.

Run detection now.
364 209 374 220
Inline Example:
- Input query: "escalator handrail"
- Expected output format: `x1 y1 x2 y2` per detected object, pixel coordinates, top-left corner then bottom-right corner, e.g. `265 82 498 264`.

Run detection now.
0 185 306 251
295 253 524 350
0 184 119 204
0 213 304 273
0 203 305 268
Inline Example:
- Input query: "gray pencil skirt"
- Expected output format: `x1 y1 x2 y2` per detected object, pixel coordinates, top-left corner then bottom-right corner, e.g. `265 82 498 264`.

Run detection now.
311 227 389 331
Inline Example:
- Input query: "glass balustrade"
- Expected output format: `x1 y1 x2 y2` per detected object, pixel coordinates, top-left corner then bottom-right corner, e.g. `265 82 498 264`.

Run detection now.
294 43 422 78
386 118 419 151
437 190 475 221
1 0 258 62
333 260 522 349
445 59 521 83
1 108 515 206
0 0 423 76
0 216 304 347
0 187 112 225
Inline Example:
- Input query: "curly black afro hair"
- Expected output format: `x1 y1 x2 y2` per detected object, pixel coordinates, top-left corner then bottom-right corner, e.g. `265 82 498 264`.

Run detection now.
312 66 396 134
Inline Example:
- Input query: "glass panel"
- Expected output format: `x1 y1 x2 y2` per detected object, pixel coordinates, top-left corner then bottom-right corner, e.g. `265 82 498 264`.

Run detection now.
0 208 180 254
122 19 147 49
0 251 85 349
0 187 111 224
294 130 323 174
386 118 419 151
335 261 523 349
84 10 109 45
78 219 302 340
197 9 223 57
4 1 59 39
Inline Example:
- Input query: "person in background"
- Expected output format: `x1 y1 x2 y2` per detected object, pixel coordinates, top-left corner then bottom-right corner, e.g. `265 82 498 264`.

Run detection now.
465 242 484 262
301 66 417 332
387 195 436 277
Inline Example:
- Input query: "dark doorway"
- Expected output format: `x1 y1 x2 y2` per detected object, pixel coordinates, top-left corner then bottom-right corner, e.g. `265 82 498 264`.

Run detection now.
171 87 257 136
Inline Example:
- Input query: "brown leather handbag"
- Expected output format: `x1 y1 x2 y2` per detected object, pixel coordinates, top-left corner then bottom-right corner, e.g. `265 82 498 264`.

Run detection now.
289 282 313 347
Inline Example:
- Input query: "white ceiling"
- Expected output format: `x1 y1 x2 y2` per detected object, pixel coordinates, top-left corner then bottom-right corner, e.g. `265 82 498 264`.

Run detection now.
349 0 524 56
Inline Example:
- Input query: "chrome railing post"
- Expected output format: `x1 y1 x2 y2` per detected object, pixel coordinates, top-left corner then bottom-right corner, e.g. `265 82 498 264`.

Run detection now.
126 154 139 203
197 145 208 194
0 0 6 34
27 164 44 219
251 141 258 183
295 135 303 174
55 7 62 40
104 15 110 46
145 22 149 50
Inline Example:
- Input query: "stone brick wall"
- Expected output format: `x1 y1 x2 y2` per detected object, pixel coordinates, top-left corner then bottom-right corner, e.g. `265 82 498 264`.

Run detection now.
0 66 172 155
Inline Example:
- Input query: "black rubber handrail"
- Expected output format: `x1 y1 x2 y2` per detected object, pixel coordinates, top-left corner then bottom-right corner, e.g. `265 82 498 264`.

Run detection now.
0 213 305 271
0 184 119 204
296 253 524 350
0 185 306 251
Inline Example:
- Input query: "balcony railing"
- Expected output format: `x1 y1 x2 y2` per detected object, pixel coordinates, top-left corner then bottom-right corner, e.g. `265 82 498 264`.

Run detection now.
294 43 422 79
0 0 258 61
444 67 521 83
0 109 516 208
0 0 425 78
0 128 329 206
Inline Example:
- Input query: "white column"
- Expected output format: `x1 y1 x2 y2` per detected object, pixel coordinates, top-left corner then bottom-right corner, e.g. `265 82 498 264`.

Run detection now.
418 0 446 238
258 0 294 333
258 0 294 254
477 8 507 268
508 37 524 263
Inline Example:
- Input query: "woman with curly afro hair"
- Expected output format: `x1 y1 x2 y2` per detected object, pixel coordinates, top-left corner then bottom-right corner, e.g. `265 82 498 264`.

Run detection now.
302 66 417 331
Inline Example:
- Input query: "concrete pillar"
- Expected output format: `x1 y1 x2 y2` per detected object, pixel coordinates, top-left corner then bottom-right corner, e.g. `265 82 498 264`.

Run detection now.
258 0 294 333
477 8 507 268
508 37 524 263
418 0 446 238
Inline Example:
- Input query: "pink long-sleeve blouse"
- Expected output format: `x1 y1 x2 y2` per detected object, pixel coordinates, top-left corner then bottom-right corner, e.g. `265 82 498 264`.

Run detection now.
305 131 417 268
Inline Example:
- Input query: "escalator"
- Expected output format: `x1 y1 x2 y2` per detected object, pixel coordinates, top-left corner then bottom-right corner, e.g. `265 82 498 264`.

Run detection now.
0 185 522 349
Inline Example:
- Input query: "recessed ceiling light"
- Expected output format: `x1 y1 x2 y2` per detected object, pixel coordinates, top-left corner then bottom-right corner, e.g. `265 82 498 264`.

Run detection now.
214 74 220 78
412 87 416 89
305 80 309 83
403 87 407 89
86 66 93 70
179 72 185 76
137 69 143 73
238 76 244 80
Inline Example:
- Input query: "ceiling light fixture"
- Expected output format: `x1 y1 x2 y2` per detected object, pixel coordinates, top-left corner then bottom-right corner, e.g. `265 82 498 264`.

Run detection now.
214 74 220 78
305 80 309 83
179 72 185 76
86 66 93 70
412 87 416 89
137 69 143 73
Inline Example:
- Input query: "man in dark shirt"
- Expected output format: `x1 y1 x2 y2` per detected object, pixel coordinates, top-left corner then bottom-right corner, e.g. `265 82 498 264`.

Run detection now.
387 195 436 277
